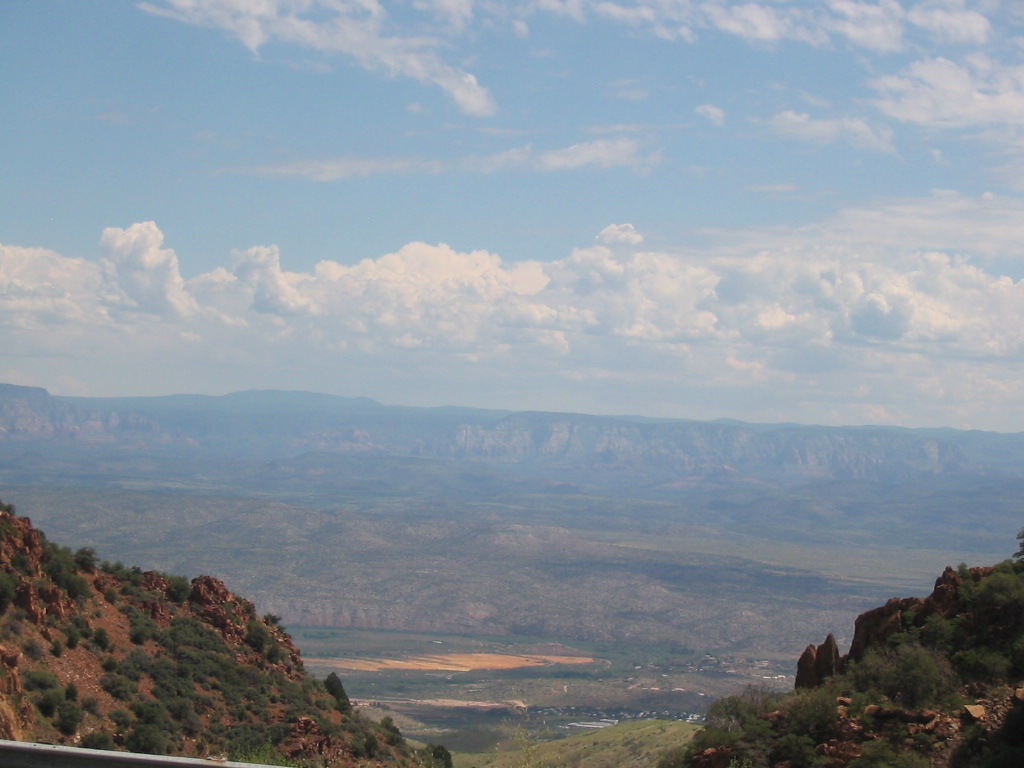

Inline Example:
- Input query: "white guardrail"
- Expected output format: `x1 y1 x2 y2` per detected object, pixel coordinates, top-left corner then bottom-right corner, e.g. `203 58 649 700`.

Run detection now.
0 740 286 768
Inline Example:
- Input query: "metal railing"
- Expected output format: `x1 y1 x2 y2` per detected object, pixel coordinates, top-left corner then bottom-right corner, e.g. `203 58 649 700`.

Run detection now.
0 739 284 768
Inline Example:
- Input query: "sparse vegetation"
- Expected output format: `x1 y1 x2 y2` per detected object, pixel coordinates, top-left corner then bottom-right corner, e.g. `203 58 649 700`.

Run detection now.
0 496 420 766
662 554 1024 768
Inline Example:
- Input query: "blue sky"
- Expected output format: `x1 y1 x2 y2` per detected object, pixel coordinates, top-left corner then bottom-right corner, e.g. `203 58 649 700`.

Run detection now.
4 0 1024 429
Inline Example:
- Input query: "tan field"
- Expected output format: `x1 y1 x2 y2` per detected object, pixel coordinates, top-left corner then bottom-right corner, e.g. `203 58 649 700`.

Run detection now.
306 652 595 672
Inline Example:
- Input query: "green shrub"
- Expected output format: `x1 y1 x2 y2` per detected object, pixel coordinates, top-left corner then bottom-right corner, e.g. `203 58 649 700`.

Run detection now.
80 731 115 750
22 638 44 660
849 643 951 708
100 673 136 701
36 687 65 718
127 611 159 645
166 576 191 603
954 648 1012 682
244 619 271 653
126 723 167 754
324 672 352 712
230 743 302 767
73 548 97 573
56 700 84 735
380 715 404 746
783 686 837 744
848 740 929 767
770 732 820 768
92 627 111 651
110 708 133 732
82 696 102 716
23 669 61 690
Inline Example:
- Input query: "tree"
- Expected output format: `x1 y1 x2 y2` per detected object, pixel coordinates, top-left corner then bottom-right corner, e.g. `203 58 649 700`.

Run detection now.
1015 527 1024 561
324 672 351 712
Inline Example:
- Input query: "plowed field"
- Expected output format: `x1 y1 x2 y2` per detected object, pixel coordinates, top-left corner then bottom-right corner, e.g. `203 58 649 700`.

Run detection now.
307 652 594 672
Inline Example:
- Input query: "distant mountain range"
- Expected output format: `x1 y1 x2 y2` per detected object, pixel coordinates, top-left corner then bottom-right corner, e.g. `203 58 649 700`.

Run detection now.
3 383 1023 491
1 382 1020 655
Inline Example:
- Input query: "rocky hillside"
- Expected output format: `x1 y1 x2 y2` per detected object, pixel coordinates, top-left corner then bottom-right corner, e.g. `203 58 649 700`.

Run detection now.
0 496 435 767
667 558 1024 768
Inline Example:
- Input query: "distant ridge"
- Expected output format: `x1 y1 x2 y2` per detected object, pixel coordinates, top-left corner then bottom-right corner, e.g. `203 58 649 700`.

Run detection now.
3 383 1024 486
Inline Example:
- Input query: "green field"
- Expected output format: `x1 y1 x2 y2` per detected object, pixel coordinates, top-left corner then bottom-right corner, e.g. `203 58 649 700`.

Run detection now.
451 718 701 768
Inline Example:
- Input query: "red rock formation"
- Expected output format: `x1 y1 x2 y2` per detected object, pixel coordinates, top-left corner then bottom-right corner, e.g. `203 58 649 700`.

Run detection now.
795 632 843 688
797 564 1000 681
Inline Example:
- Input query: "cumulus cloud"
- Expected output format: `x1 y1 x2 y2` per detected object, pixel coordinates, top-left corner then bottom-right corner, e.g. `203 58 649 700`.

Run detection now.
0 245 106 328
597 223 644 244
233 245 318 316
100 222 198 317
9 204 1024 427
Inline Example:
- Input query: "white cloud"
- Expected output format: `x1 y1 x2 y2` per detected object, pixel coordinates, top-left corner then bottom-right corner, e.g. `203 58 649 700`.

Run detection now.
237 156 444 181
610 78 651 101
826 0 905 52
767 110 896 153
100 222 198 318
414 0 475 30
746 183 799 193
696 104 726 125
10 200 1024 427
139 0 496 116
231 138 657 180
906 0 991 45
533 138 652 171
0 245 106 328
597 223 645 245
873 56 1024 127
702 2 794 43
232 245 319 316
594 2 657 26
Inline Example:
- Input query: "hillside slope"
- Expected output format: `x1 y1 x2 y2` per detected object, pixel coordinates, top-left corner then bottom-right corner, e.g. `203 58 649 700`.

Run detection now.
0 496 433 767
667 557 1024 768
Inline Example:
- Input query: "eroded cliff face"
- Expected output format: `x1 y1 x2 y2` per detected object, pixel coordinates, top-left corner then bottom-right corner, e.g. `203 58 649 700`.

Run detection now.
445 414 966 481
0 384 158 443
0 384 971 483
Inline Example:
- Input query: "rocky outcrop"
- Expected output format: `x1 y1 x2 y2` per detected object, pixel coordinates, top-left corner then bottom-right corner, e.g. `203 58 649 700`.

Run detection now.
796 564 999 675
782 564 1024 767
845 565 994 663
795 633 843 688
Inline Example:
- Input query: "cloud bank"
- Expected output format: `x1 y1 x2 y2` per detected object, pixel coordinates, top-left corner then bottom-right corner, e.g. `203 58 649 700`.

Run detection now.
5 195 1024 429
